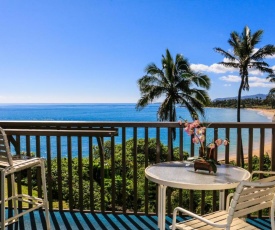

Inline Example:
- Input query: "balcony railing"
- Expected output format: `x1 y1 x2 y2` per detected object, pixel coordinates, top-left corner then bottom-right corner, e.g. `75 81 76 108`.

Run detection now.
1 121 275 217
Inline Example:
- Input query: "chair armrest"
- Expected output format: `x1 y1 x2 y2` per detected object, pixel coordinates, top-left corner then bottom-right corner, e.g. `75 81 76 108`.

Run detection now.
251 170 275 177
226 193 234 211
172 207 227 230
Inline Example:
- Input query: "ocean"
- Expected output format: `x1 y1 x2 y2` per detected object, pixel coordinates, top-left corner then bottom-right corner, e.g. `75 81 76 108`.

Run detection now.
0 103 270 122
0 103 271 158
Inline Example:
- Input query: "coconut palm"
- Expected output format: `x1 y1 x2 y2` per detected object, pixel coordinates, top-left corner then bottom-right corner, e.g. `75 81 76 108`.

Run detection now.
136 49 211 137
214 26 275 166
214 26 275 122
267 74 275 104
266 90 275 109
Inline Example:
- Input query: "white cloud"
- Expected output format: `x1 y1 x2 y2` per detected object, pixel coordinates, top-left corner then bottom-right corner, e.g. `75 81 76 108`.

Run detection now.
192 48 275 76
250 82 275 88
218 74 275 88
249 69 264 76
249 76 269 83
191 62 274 76
219 75 240 82
248 76 275 88
191 63 237 74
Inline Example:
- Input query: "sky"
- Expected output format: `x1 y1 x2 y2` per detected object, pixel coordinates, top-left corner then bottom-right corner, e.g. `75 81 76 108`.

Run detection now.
1 0 275 103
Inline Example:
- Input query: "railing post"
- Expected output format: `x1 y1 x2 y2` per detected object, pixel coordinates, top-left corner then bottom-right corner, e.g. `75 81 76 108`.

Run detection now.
272 128 275 171
0 121 274 216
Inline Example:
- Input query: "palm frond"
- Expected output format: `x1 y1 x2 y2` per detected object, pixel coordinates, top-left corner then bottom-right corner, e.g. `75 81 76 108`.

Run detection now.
250 30 263 46
180 97 205 119
214 48 238 62
249 61 269 67
229 32 241 55
145 63 163 76
251 64 274 74
136 86 165 110
268 88 275 94
218 61 239 68
189 73 211 90
251 45 275 60
267 74 275 82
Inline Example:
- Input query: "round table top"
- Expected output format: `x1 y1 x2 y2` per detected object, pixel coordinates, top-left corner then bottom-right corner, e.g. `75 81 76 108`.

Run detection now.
145 161 251 190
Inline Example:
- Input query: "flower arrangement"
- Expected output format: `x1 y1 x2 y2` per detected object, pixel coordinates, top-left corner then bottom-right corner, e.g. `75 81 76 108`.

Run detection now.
179 118 229 173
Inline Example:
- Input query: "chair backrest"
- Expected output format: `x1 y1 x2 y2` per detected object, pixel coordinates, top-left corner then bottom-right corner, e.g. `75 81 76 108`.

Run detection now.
227 179 275 224
251 171 275 184
0 127 13 166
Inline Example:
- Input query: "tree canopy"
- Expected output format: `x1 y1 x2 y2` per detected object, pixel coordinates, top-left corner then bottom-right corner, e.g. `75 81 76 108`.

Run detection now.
214 26 275 122
136 49 211 123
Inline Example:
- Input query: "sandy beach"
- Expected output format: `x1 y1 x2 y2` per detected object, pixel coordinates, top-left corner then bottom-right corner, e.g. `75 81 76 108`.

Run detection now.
246 108 275 120
226 108 275 162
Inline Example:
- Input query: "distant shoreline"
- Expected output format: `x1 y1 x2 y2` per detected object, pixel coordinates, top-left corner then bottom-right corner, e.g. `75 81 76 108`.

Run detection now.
246 108 275 120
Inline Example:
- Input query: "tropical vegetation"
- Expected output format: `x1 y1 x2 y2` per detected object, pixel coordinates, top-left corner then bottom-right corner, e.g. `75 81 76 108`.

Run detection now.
210 97 275 108
136 48 211 131
19 140 272 215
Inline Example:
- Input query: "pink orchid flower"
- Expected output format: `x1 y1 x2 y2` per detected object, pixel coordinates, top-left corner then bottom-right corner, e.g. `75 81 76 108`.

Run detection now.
223 139 229 146
215 139 223 146
193 120 200 127
192 136 200 144
199 134 205 142
208 143 215 149
181 119 230 156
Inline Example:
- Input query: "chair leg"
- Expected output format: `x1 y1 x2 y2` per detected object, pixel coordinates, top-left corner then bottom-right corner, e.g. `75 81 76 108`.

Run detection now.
271 202 275 230
1 171 6 229
11 173 18 218
172 208 178 230
40 160 50 229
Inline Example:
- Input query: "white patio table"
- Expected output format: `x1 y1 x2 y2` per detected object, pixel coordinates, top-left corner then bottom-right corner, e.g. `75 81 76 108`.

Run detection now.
145 161 251 230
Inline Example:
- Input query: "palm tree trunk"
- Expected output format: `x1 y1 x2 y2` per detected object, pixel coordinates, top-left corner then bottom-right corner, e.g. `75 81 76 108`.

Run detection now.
240 138 244 167
237 78 245 167
237 84 242 122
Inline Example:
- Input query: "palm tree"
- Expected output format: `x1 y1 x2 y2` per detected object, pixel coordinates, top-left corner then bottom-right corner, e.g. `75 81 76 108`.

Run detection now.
136 49 211 143
214 26 275 122
267 75 275 106
266 91 275 109
214 26 275 166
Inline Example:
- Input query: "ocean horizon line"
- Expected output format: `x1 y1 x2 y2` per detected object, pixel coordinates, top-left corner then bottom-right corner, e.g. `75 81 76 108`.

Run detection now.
0 102 141 105
0 104 271 159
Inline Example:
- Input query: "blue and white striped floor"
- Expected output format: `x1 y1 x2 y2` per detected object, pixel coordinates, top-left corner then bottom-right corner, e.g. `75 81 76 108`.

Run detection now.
3 210 273 230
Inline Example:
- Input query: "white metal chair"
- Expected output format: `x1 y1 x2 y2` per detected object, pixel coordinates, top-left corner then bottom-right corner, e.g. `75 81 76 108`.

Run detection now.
172 171 275 230
0 127 50 229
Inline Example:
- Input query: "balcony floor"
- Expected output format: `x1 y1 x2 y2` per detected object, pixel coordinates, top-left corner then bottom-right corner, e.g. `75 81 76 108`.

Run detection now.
4 209 273 230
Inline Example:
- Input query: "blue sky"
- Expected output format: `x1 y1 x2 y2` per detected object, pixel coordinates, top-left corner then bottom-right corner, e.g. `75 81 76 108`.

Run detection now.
1 0 275 103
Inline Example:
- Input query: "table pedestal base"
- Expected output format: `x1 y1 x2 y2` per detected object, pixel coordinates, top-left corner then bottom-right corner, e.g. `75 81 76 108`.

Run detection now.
158 185 167 230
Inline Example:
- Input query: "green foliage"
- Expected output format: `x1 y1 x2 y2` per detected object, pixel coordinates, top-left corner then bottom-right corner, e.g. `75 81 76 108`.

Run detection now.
249 153 271 176
17 142 272 215
209 97 272 108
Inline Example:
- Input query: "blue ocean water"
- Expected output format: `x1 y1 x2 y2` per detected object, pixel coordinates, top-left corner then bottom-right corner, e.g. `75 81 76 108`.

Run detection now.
0 103 270 122
0 104 271 158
